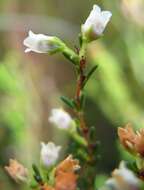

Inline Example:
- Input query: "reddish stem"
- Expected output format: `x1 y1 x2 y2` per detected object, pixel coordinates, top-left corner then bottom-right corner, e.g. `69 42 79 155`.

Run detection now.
75 56 94 162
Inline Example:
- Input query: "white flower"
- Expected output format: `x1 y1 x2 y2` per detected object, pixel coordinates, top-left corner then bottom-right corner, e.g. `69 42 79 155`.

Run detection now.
40 142 61 167
82 5 112 40
101 161 140 190
112 161 139 186
23 30 62 53
49 108 73 129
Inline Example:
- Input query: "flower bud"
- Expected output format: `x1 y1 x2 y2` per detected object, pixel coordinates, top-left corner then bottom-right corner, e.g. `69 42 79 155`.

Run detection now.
23 30 63 53
40 142 61 168
49 108 73 129
5 159 28 183
81 5 112 41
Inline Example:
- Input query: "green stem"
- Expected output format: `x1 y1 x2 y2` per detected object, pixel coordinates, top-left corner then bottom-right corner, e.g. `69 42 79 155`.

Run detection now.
79 39 87 59
62 45 79 65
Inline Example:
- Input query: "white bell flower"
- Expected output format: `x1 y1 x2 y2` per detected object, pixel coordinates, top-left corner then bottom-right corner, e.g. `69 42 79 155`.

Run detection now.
40 142 61 167
101 161 140 190
49 108 73 129
23 30 62 53
82 5 112 40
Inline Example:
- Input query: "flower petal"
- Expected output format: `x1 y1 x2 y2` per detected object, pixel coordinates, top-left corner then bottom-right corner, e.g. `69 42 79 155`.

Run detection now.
25 48 31 53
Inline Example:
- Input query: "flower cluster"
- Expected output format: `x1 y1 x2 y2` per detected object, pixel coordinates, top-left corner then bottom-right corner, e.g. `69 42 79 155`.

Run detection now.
6 2 144 190
23 5 112 54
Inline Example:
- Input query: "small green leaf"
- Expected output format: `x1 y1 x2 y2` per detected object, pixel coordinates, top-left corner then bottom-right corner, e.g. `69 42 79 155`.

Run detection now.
127 161 138 173
63 52 76 65
32 164 43 183
60 96 75 109
82 65 98 88
80 93 86 109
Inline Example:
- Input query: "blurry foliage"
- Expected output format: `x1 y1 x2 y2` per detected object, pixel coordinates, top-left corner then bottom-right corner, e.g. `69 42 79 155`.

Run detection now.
88 48 144 128
0 53 29 190
0 52 29 163
0 52 31 190
95 174 108 189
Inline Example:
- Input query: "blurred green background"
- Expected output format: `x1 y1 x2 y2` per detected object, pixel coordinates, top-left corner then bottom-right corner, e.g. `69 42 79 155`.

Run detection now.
0 0 144 189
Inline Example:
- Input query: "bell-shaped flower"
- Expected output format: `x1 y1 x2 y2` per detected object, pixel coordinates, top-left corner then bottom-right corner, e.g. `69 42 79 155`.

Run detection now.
23 30 63 53
100 161 140 190
40 142 61 168
49 108 73 129
82 5 112 41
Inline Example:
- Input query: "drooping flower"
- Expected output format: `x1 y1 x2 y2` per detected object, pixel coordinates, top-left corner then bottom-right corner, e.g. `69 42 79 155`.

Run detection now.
49 108 73 129
118 123 144 157
23 30 63 53
81 5 112 41
100 161 140 190
5 159 28 183
40 142 61 167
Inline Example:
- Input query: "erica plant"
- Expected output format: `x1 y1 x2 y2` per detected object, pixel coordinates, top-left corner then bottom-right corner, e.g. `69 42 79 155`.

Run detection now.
5 4 144 190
